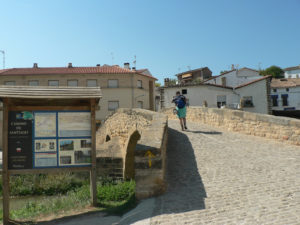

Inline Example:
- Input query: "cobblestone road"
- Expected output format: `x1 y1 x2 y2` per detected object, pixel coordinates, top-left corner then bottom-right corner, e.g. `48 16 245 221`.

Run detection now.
149 120 300 225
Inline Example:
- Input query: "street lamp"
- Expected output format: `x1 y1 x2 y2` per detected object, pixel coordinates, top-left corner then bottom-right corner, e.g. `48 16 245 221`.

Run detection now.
0 50 5 69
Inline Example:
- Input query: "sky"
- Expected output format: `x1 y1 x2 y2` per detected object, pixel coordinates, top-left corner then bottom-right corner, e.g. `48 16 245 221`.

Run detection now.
0 0 300 83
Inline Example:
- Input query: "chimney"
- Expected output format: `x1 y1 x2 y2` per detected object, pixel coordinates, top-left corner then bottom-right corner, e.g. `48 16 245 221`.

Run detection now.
124 62 130 70
231 64 235 70
68 63 73 68
96 64 100 67
33 63 38 68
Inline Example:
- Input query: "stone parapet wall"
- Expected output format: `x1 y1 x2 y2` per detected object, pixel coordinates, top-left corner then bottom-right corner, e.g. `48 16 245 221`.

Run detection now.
163 107 300 146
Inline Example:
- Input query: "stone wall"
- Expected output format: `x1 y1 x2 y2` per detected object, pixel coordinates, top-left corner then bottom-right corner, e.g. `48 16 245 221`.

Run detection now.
163 107 300 146
96 108 168 199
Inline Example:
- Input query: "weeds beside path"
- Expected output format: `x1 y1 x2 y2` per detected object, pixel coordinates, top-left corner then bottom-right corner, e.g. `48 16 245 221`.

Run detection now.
0 174 136 223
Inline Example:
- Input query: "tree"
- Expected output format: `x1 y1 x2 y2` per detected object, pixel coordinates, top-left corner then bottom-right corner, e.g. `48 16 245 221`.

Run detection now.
167 79 177 86
259 66 284 78
155 82 161 87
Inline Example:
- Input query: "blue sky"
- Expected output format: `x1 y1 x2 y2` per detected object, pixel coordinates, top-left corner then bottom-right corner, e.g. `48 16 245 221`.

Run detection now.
0 0 300 83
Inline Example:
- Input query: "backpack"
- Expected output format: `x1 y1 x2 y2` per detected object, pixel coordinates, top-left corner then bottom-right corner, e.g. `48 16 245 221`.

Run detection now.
177 96 186 108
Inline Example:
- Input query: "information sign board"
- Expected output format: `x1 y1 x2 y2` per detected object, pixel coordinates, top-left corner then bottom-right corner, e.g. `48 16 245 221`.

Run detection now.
8 110 92 169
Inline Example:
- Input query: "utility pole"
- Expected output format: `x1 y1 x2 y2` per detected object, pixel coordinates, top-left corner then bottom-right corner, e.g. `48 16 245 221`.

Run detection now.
0 50 5 69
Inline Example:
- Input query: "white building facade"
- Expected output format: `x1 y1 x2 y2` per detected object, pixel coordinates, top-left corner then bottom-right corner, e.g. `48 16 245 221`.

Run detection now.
204 67 262 87
284 65 300 79
271 79 300 112
161 76 271 114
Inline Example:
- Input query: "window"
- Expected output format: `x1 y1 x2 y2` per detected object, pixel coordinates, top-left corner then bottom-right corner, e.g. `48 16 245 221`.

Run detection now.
281 94 288 106
28 80 39 86
217 95 226 108
67 80 78 87
297 74 299 78
137 80 143 88
242 96 254 107
271 95 278 107
182 89 187 94
4 81 15 85
108 79 118 88
48 80 59 86
273 89 277 92
286 88 289 92
221 77 227 86
87 79 97 87
288 75 292 78
137 101 143 109
108 101 119 111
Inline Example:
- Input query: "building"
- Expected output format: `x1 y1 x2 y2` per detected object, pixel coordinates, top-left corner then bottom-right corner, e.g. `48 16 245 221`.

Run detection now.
161 76 272 115
0 63 157 121
175 67 212 85
271 78 300 118
204 67 262 87
283 65 300 78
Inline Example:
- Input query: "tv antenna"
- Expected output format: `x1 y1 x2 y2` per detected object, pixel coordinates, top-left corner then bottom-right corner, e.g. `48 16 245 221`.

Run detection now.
0 50 5 69
133 55 136 68
258 62 262 70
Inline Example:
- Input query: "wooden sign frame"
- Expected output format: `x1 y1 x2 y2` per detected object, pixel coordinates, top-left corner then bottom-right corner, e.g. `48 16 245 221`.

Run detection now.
2 97 98 225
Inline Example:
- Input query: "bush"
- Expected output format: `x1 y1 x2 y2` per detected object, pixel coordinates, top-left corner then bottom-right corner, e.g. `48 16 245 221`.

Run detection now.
0 173 89 196
97 180 135 202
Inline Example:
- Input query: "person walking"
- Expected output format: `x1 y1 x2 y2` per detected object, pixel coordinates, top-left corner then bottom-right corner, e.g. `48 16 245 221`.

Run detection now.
172 91 188 131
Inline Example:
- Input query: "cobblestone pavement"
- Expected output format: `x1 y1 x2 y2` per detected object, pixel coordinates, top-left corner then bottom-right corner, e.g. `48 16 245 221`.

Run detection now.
149 120 300 225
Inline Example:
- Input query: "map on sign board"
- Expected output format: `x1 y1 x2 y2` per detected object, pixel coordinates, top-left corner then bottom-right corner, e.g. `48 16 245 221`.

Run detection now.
34 112 56 137
58 112 91 137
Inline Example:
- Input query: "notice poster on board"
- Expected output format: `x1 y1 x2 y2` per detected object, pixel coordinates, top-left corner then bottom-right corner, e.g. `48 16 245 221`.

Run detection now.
58 112 91 137
34 112 56 137
35 152 57 167
34 139 57 152
8 111 33 169
58 138 91 166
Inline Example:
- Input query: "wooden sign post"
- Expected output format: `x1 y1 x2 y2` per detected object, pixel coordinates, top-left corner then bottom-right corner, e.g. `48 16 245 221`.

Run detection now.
0 86 101 225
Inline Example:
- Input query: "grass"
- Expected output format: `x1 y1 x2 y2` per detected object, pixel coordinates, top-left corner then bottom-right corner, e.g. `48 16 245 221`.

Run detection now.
0 179 136 222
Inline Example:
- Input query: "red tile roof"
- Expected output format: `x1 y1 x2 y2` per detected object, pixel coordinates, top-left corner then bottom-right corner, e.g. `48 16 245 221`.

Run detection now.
0 65 157 80
283 65 300 71
271 78 300 88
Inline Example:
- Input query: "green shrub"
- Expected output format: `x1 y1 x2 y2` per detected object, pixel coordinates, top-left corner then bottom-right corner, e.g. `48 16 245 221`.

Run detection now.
0 180 136 222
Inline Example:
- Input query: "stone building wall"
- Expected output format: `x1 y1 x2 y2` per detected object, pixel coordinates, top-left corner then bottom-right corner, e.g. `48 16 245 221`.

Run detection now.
163 107 300 146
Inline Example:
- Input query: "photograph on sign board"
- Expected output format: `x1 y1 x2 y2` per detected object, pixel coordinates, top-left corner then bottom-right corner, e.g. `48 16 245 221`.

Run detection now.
60 156 72 165
75 150 91 164
60 140 74 151
35 139 57 152
35 153 57 167
80 139 92 148
58 112 91 137
35 112 56 137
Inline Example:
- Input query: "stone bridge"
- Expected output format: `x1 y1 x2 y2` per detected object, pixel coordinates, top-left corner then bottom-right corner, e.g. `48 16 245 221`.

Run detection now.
55 109 300 224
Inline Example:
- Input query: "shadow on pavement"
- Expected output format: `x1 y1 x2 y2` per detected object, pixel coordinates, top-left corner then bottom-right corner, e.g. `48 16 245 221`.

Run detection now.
118 127 207 224
186 130 222 135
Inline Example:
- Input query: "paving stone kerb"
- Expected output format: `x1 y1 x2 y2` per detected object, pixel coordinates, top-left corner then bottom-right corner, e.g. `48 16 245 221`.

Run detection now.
163 107 300 146
96 108 168 199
